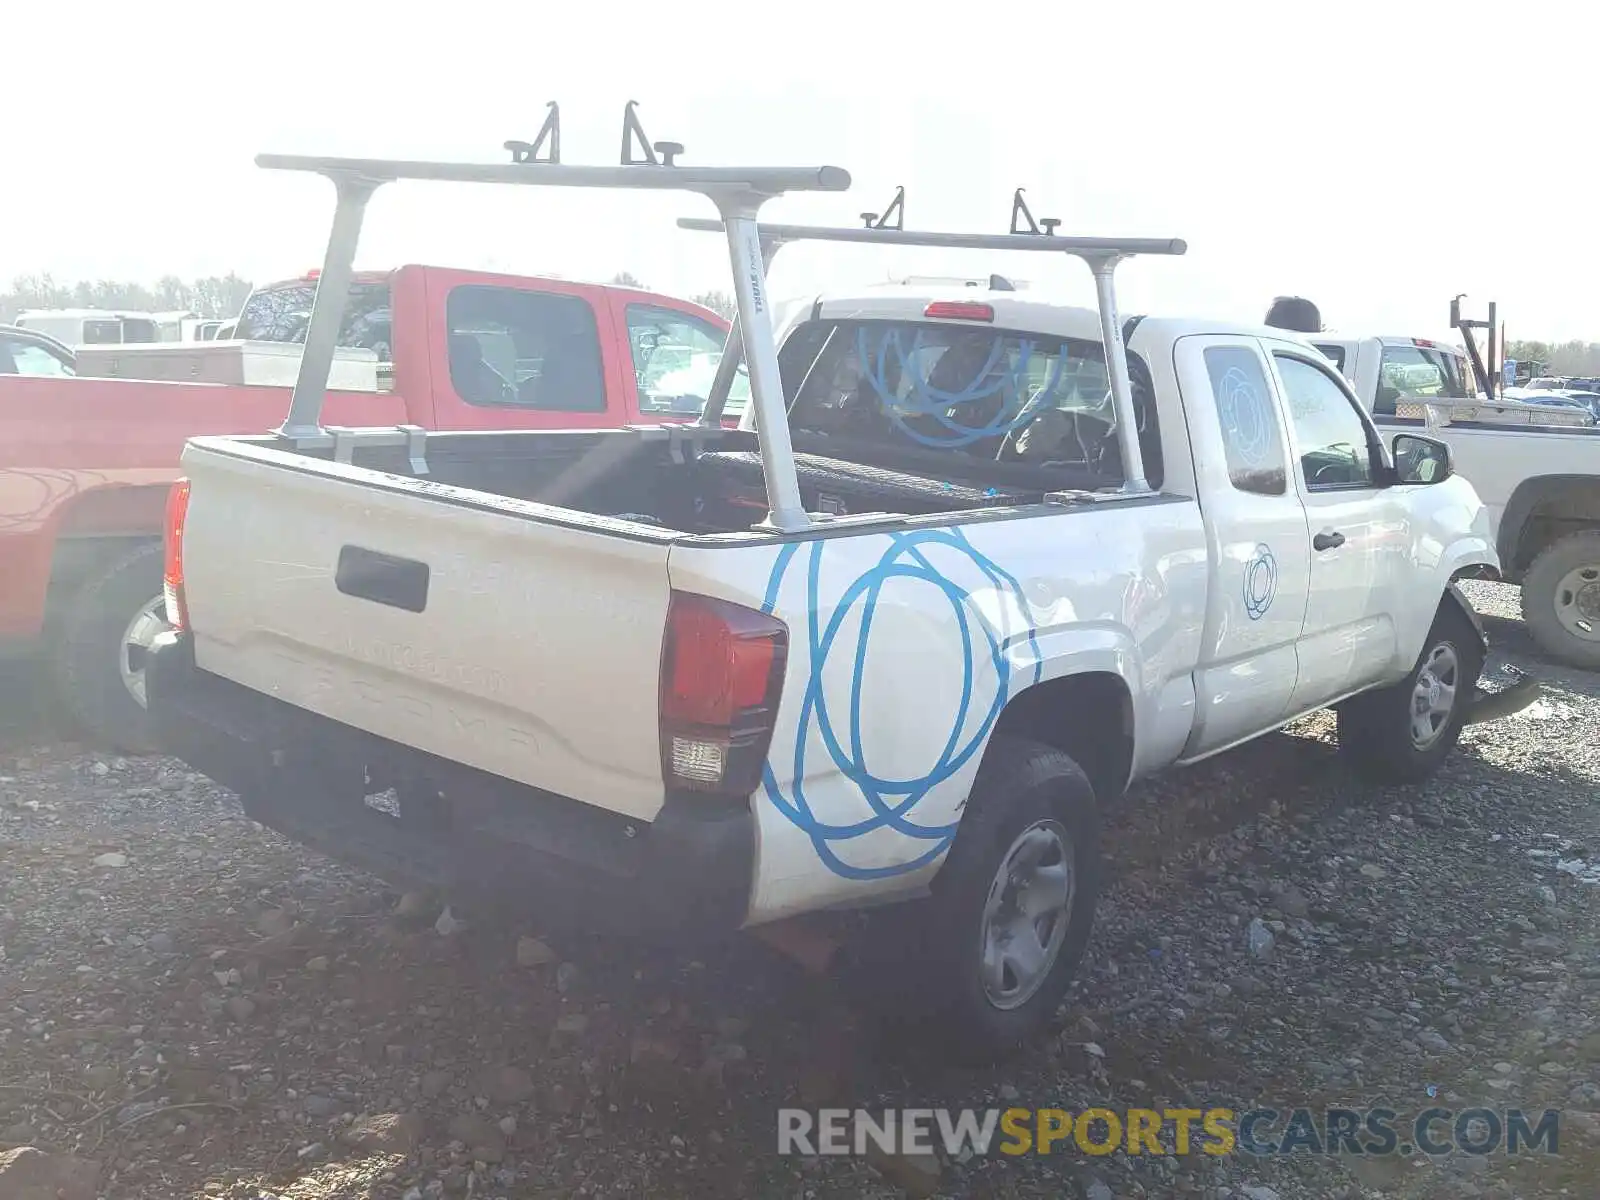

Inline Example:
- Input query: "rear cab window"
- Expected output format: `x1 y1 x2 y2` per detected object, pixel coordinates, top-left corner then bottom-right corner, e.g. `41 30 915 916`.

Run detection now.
444 286 606 411
1374 341 1472 413
775 316 1162 488
235 277 395 387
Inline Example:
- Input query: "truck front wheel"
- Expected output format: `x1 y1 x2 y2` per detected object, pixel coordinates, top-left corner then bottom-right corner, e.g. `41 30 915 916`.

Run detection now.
911 736 1101 1060
1337 605 1483 784
1520 530 1600 671
52 542 169 754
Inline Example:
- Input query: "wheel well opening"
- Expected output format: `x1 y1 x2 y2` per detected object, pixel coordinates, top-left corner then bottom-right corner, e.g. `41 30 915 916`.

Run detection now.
46 536 161 624
1512 487 1600 574
994 673 1134 805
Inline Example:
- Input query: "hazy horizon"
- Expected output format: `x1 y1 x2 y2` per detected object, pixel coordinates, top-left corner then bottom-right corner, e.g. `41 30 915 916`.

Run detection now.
8 1 1596 343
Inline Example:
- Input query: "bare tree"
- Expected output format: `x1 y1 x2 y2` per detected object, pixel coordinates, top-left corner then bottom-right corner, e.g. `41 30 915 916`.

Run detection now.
1 272 257 322
690 290 735 320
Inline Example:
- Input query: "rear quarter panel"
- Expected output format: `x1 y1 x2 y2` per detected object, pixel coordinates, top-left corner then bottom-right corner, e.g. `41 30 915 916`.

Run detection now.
669 500 1208 924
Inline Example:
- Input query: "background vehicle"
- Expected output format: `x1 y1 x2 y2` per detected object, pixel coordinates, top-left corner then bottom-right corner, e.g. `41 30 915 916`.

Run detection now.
1311 326 1600 670
14 308 160 345
152 310 200 341
0 264 738 752
146 132 1532 1058
1512 388 1600 421
0 324 76 376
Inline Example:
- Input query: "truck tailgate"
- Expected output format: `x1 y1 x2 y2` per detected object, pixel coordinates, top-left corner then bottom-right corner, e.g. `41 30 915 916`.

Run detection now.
177 439 674 821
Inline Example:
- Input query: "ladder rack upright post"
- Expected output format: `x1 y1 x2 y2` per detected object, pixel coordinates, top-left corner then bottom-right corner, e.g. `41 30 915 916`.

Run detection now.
252 102 851 533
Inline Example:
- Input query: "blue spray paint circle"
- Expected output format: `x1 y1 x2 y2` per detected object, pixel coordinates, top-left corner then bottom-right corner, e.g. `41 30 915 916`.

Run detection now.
760 528 1043 880
1243 543 1277 621
1215 364 1275 467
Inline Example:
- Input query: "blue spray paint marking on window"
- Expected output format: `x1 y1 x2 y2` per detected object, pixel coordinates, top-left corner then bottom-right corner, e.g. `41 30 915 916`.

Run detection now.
855 327 1069 449
759 528 1043 879
1244 543 1278 620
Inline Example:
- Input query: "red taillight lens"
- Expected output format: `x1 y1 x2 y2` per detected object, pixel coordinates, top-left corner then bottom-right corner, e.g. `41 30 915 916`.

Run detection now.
163 478 191 632
660 592 787 795
923 301 995 322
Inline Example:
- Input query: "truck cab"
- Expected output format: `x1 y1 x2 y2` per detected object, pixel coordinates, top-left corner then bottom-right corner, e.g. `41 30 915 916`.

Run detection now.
231 265 750 428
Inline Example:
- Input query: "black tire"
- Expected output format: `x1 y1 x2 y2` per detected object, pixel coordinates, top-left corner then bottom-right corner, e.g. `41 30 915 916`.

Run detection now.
52 541 168 754
1337 604 1483 784
886 735 1101 1062
1519 530 1600 671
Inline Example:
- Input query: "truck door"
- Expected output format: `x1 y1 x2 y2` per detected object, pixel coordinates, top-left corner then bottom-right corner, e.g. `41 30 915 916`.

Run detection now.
1174 337 1313 758
1267 347 1403 708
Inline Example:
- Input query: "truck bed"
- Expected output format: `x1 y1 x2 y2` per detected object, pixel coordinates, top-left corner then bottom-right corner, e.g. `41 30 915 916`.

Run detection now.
241 425 1096 533
171 425 1098 821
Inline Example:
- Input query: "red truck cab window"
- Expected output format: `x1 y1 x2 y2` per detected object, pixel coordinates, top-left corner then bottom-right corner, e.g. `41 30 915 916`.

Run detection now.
444 286 606 411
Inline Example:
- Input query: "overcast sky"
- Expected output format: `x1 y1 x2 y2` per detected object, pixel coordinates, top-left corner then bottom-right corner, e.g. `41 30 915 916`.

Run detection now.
9 1 1595 341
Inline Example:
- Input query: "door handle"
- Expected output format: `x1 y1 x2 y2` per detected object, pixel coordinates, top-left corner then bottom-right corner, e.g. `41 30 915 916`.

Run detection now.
1313 530 1346 551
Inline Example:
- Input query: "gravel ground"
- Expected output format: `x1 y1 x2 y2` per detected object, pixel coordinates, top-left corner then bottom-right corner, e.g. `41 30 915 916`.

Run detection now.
2 580 1598 1199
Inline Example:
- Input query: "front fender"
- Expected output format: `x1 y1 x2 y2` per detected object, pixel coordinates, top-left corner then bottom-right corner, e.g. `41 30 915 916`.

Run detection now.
1442 582 1488 654
1386 475 1498 668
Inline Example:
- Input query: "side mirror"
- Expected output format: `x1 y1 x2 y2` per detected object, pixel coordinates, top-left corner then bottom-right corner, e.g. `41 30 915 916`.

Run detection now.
1391 433 1452 484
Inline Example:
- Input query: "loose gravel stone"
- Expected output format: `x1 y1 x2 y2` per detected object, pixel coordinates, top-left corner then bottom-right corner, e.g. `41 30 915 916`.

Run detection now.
0 581 1596 1198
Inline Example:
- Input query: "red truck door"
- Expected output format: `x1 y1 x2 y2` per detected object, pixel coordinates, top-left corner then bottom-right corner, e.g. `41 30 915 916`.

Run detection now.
420 268 632 432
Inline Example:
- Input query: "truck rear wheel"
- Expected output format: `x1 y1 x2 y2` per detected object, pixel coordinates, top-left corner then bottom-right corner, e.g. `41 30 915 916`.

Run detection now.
1337 605 1482 784
53 542 169 754
1520 530 1600 671
903 736 1101 1061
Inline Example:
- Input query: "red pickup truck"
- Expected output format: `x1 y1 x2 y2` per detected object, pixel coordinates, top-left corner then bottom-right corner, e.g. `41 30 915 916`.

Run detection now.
0 264 741 751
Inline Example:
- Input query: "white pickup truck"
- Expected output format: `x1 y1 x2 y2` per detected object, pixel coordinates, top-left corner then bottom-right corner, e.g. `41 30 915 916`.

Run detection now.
145 121 1537 1056
1310 332 1600 671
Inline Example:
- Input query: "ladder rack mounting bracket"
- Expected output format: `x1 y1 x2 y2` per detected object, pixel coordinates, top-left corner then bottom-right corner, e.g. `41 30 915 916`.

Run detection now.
1010 187 1061 236
505 101 561 165
860 185 905 230
620 101 684 167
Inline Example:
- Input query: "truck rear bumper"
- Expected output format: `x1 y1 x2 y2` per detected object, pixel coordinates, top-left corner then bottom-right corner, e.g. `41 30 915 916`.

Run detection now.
144 632 755 937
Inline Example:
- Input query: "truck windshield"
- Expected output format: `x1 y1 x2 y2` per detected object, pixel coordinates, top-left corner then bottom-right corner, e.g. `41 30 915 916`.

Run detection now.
776 318 1156 479
235 279 394 363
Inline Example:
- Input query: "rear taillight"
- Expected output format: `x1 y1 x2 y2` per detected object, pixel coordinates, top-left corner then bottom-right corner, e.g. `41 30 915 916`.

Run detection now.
660 592 787 796
163 478 191 632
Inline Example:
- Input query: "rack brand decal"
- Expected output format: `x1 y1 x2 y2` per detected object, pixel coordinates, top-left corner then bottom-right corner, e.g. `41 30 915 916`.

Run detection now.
1243 543 1277 621
745 231 767 315
759 528 1042 879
